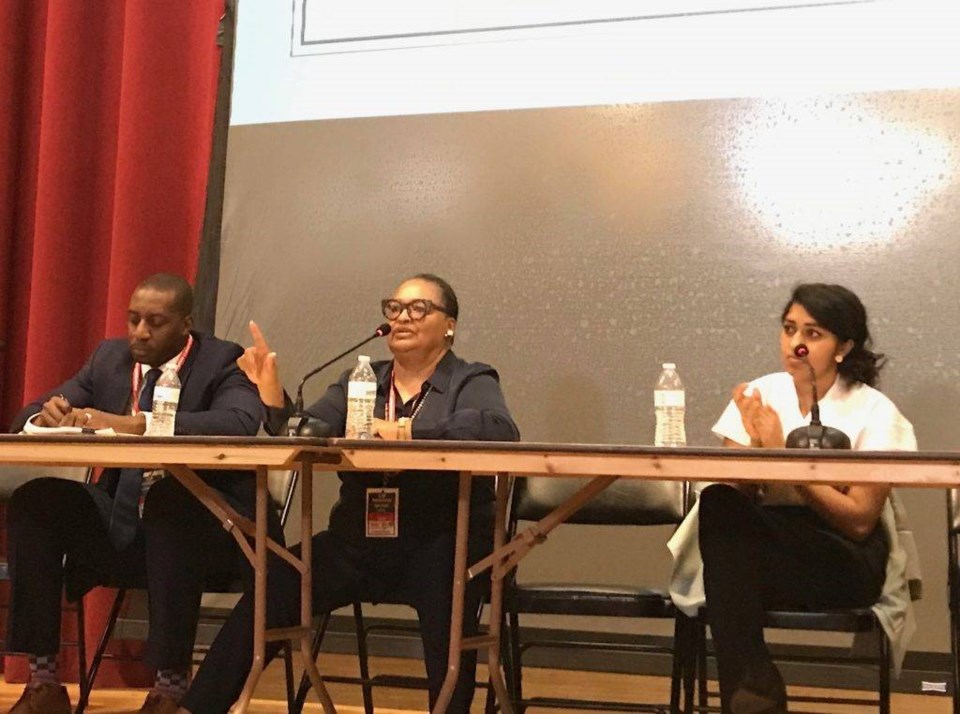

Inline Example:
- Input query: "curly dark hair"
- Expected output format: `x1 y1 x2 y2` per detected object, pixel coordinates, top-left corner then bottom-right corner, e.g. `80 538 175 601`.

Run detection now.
781 283 884 387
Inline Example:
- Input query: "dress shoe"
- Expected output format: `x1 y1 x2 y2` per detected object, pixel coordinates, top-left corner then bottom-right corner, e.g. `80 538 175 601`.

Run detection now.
8 683 71 714
730 686 788 714
139 692 182 714
729 660 788 714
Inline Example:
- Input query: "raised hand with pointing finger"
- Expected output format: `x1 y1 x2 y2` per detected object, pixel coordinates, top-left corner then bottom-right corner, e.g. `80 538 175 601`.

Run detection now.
236 321 285 407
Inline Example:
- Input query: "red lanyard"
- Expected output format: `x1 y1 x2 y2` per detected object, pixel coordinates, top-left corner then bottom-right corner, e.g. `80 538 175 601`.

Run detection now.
386 370 432 422
130 334 194 415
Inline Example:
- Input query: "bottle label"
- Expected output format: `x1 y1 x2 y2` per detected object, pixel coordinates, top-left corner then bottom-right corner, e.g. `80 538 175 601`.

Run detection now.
348 381 377 399
152 386 181 407
654 390 685 408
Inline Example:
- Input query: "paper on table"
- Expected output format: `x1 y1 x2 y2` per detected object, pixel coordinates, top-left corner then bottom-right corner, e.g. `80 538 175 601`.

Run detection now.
22 416 117 437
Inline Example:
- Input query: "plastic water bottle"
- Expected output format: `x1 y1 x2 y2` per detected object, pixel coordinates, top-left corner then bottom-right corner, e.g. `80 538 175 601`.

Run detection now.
346 355 377 439
654 362 686 447
149 366 181 436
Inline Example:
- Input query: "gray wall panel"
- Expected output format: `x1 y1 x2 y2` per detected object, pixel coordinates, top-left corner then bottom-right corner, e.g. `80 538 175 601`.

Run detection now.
218 89 960 653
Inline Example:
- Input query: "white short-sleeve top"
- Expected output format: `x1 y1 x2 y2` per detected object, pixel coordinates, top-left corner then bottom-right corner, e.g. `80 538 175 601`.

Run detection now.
712 372 917 452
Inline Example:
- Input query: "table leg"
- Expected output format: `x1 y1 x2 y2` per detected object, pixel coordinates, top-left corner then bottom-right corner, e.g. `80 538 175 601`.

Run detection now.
297 458 336 713
432 471 473 714
232 465 270 712
162 462 334 712
485 473 514 714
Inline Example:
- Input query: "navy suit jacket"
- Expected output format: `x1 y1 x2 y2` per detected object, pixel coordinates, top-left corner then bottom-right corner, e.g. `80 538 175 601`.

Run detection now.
10 331 262 510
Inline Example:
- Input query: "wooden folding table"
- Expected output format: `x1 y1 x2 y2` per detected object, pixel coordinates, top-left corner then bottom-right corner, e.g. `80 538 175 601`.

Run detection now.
328 442 960 714
3 437 958 714
0 434 341 714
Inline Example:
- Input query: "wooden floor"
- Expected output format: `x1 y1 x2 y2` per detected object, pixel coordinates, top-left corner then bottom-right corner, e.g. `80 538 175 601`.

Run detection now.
0 653 952 713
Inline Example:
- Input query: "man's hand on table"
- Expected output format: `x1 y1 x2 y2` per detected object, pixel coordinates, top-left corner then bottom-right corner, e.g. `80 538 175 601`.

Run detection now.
56 407 147 434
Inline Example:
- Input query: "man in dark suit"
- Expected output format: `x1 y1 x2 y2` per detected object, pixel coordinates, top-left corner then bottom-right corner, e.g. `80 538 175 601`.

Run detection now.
4 274 274 714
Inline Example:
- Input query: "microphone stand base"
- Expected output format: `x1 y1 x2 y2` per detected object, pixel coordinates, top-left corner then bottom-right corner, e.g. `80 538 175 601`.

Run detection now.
785 424 851 450
287 415 333 438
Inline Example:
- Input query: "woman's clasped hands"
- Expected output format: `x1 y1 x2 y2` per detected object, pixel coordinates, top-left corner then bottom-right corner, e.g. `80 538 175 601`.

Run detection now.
732 383 785 449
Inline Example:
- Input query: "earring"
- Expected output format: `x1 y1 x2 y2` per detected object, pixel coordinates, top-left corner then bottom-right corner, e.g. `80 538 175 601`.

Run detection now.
445 329 454 338
835 354 844 363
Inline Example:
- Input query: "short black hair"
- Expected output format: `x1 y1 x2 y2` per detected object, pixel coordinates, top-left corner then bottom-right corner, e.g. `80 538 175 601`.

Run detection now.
411 273 459 320
781 283 884 387
136 273 194 318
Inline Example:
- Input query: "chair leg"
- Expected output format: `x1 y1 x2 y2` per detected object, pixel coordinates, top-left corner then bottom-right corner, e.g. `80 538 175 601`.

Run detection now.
353 602 375 714
294 611 331 713
697 620 708 712
73 596 88 714
879 629 891 714
75 589 126 714
952 595 960 714
495 608 515 714
669 615 684 714
281 641 295 713
681 616 696 714
508 611 524 714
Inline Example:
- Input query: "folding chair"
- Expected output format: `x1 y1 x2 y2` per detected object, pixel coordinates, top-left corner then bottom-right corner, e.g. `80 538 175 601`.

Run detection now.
289 474 511 714
693 490 914 714
289 597 496 714
503 475 693 714
693 608 891 713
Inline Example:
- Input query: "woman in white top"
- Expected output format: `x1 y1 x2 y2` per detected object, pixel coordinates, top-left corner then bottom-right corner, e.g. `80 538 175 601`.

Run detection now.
698 283 916 714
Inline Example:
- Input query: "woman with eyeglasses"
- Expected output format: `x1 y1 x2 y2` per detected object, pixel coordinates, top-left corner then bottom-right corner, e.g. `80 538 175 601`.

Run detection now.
177 273 520 714
669 283 918 714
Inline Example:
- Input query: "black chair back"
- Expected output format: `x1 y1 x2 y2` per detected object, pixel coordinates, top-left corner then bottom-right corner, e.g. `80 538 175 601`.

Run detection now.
946 489 960 714
949 489 960 534
505 474 693 713
511 475 687 528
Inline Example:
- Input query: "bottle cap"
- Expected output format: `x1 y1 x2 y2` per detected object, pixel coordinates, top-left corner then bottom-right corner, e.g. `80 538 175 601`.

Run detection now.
359 355 371 363
662 362 676 370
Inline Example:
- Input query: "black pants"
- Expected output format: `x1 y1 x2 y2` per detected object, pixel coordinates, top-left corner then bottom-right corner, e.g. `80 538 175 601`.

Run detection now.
698 484 888 712
182 529 488 714
5 475 275 670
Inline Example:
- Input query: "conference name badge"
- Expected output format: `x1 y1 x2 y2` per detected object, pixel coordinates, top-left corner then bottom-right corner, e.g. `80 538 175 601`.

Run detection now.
365 487 399 538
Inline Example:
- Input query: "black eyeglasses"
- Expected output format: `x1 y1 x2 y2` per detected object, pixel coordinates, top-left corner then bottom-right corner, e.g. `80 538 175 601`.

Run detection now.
381 299 447 321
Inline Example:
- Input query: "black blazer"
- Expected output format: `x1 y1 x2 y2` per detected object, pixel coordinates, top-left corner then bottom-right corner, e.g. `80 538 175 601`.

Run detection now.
266 350 520 542
10 331 262 509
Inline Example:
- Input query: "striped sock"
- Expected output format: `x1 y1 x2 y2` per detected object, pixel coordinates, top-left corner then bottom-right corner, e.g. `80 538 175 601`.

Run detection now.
153 667 191 700
28 653 59 687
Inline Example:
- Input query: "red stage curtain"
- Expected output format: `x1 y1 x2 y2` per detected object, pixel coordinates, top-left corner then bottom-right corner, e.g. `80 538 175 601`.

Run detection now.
0 0 224 685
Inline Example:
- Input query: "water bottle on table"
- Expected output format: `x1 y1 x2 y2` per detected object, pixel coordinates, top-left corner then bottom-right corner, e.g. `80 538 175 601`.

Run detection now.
346 355 377 439
149 366 181 436
654 362 686 447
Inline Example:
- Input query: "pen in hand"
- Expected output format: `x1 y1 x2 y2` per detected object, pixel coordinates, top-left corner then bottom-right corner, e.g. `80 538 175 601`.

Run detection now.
40 394 72 427
49 394 73 426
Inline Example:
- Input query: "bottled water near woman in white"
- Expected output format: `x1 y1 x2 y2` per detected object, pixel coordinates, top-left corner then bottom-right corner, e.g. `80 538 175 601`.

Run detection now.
346 355 377 439
149 366 181 436
654 362 686 447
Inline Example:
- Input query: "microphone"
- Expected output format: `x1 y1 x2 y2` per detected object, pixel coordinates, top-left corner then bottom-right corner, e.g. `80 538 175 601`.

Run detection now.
784 343 851 450
288 323 391 436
